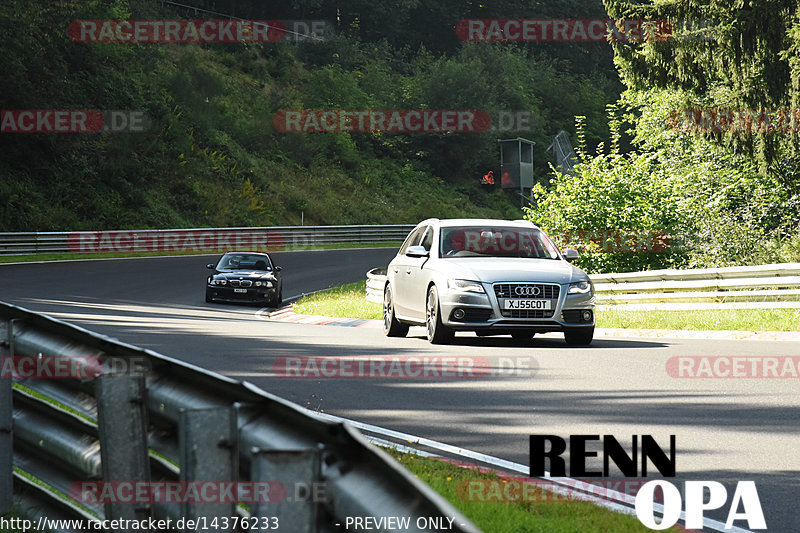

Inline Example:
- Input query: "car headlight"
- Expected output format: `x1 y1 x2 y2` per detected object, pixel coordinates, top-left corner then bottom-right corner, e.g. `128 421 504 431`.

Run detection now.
447 279 485 293
568 280 592 294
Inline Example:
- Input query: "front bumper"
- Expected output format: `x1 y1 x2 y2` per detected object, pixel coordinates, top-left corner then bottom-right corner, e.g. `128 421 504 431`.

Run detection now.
206 285 276 302
438 282 595 332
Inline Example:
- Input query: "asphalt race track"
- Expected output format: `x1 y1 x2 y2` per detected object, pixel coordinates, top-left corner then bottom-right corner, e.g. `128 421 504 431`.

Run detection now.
1 249 798 531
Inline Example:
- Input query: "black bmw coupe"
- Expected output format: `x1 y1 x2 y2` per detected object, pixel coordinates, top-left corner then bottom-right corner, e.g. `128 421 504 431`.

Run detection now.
205 251 283 306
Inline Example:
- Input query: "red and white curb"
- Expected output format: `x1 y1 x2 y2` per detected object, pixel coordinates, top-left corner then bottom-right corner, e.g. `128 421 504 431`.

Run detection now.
256 305 382 328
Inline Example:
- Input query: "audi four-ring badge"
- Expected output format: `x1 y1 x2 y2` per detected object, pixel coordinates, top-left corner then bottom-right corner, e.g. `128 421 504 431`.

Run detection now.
383 218 595 345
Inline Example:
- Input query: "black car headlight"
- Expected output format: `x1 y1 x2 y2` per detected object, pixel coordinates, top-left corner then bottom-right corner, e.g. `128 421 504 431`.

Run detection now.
568 280 592 294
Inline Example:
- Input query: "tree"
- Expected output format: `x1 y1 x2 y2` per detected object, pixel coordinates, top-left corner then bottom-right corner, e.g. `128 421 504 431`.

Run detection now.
603 0 800 178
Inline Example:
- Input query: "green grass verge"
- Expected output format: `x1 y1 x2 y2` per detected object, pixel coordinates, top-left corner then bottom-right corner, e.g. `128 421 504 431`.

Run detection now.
599 307 800 332
0 242 401 264
383 448 680 533
294 280 383 320
293 281 800 331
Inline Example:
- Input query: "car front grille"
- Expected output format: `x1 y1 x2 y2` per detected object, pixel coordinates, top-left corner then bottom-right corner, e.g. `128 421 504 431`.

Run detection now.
494 283 560 299
229 280 253 287
494 283 560 318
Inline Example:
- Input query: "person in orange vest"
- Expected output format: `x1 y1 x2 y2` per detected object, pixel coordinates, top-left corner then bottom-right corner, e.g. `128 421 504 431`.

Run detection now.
481 170 494 185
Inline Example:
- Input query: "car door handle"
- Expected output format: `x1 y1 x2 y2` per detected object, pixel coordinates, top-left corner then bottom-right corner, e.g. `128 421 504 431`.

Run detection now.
406 268 412 275
392 267 399 274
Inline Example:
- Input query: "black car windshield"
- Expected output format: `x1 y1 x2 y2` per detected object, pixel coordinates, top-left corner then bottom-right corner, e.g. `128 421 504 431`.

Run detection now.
216 254 272 271
439 227 560 259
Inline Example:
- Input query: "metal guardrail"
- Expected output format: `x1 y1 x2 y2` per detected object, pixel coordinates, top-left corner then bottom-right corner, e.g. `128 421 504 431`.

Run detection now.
0 301 481 533
366 268 388 304
591 263 800 310
366 264 800 310
0 225 414 256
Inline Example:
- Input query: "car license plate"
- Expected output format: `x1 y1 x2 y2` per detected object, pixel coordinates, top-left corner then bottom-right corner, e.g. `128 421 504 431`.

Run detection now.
503 299 551 310
233 288 247 293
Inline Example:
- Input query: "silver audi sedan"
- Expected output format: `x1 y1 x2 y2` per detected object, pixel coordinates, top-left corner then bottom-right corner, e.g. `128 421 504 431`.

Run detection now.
383 218 596 345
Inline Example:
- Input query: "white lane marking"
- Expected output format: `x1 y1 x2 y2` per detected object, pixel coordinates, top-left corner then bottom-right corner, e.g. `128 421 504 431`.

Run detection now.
314 411 755 533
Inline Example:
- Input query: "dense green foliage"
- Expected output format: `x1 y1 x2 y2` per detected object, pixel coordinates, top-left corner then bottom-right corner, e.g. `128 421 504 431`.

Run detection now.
0 0 621 231
525 1 800 272
526 90 800 272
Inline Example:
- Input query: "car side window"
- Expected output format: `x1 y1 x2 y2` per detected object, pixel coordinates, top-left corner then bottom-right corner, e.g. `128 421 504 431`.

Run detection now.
419 226 434 252
399 227 425 255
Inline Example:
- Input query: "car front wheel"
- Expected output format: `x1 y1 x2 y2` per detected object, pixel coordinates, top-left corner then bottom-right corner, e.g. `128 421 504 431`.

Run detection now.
564 326 594 346
426 285 454 344
383 285 408 337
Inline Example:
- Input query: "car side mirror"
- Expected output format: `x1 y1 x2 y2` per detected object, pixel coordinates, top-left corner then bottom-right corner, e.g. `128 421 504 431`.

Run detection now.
206 263 215 269
564 248 580 262
275 266 283 272
406 245 429 258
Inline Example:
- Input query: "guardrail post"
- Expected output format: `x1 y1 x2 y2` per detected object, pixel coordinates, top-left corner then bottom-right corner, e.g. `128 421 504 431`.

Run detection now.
0 320 13 513
96 373 151 524
250 448 323 533
179 406 238 531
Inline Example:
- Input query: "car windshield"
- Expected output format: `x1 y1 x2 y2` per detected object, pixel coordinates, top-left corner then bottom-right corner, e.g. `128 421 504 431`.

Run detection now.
439 226 560 259
216 254 272 271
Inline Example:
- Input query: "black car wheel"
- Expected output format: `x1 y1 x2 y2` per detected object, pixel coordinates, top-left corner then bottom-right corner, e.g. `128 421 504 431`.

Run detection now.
564 326 594 346
267 291 279 308
426 285 454 344
383 285 408 337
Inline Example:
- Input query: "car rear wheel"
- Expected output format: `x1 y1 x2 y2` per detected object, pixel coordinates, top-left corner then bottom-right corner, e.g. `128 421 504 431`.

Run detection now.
383 285 408 337
564 326 594 346
426 286 454 344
